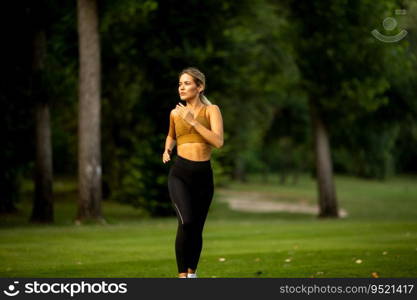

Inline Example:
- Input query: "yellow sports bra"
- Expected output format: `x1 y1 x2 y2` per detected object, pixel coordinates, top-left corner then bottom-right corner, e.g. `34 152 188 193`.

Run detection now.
168 105 211 146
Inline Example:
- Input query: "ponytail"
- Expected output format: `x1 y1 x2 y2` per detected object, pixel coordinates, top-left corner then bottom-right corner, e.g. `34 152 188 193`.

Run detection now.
200 93 212 105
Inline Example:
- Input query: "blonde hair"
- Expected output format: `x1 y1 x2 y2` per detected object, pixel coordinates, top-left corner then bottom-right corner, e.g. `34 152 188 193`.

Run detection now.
179 67 212 105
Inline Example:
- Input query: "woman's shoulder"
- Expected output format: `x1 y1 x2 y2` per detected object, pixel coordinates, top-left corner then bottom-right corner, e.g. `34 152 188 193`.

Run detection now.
206 104 220 112
204 104 221 121
170 108 179 118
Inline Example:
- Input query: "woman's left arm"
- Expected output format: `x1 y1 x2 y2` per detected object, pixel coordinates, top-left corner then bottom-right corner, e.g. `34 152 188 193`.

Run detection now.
191 105 224 148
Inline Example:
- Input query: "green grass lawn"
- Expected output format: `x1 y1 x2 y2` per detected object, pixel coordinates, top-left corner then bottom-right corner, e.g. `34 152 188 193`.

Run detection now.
1 173 416 278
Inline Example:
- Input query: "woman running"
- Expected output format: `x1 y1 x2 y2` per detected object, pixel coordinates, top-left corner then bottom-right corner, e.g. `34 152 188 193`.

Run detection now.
162 67 224 278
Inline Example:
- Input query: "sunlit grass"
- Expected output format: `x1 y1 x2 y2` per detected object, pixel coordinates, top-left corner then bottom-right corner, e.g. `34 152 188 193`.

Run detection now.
0 173 416 277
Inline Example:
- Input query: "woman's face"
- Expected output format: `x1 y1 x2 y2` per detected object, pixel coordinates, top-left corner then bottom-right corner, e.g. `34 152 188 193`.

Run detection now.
178 73 202 101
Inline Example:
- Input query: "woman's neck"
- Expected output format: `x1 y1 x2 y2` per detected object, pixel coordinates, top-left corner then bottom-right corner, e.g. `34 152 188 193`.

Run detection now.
187 97 203 110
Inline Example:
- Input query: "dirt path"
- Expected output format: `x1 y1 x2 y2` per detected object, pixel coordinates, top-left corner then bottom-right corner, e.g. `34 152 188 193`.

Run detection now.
217 189 348 217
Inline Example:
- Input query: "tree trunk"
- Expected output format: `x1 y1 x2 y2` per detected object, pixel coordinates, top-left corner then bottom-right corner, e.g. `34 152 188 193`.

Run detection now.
76 0 104 223
30 29 54 223
309 98 339 218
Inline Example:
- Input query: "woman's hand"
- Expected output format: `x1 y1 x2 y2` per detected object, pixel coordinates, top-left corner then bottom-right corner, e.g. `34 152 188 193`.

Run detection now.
162 149 171 163
175 103 196 126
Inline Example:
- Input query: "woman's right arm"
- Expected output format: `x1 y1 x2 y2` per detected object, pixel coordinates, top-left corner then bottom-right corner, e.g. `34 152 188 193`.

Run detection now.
162 111 177 163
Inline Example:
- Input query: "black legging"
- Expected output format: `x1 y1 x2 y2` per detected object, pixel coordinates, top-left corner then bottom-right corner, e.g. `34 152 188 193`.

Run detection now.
168 154 214 273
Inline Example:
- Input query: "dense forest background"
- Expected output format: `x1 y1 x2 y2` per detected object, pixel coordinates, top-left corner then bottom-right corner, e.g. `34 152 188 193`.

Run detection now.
1 0 416 221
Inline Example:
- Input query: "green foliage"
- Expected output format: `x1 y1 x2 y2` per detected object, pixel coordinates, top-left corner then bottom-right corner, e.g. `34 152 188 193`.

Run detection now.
289 0 394 111
210 132 234 188
109 136 171 217
3 0 417 217
287 0 417 179
0 3 37 212
333 123 399 179
215 0 299 179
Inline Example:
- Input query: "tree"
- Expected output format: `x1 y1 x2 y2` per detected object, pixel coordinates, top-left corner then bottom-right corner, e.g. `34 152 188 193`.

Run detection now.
28 1 54 223
287 0 404 217
31 32 54 223
76 0 103 223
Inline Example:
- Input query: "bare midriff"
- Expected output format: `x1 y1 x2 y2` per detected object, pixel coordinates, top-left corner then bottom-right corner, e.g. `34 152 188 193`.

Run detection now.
177 142 212 161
